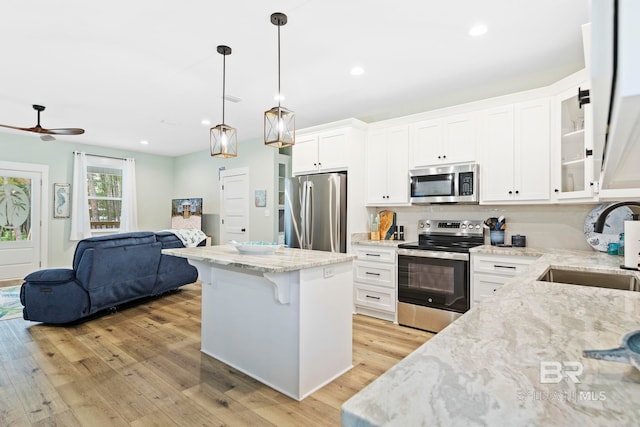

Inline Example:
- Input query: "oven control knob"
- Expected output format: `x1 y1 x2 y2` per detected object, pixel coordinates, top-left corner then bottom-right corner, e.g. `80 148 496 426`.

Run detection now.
475 224 481 229
419 222 425 228
461 224 467 229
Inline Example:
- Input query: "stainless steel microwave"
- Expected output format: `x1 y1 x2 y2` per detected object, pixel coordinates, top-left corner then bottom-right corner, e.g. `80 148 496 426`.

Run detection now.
409 163 479 204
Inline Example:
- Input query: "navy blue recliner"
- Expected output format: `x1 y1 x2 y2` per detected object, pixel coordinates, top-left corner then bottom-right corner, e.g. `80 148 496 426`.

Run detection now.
20 231 202 323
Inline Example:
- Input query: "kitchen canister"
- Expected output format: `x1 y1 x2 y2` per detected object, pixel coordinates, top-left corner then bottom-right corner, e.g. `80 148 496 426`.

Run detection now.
511 234 526 247
623 220 640 269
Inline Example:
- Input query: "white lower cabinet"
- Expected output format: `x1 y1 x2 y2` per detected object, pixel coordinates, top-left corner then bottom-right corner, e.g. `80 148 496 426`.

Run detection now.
352 245 397 322
470 253 538 306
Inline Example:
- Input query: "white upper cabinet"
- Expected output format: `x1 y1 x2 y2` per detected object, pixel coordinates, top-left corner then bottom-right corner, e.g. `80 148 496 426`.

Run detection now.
292 129 349 175
366 125 409 205
551 82 597 202
480 98 551 203
480 105 515 202
409 112 477 168
514 99 551 201
292 134 321 175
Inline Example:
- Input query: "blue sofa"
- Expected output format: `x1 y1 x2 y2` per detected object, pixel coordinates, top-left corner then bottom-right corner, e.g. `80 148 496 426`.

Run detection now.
20 231 203 324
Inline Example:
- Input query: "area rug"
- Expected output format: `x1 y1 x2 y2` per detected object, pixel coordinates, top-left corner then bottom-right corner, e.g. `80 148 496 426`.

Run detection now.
0 285 23 320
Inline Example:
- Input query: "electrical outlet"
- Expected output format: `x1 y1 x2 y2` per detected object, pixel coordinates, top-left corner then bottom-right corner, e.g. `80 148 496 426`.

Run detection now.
264 209 270 217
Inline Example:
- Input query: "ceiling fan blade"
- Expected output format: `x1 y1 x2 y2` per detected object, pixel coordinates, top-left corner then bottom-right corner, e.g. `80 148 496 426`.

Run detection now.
0 123 33 132
1 106 85 137
47 128 85 135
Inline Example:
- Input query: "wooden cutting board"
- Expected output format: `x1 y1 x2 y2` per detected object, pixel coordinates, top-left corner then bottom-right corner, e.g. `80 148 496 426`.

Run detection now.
378 210 396 240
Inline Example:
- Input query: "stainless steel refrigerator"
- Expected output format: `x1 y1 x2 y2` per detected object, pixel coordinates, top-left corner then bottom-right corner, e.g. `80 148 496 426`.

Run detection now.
284 172 347 253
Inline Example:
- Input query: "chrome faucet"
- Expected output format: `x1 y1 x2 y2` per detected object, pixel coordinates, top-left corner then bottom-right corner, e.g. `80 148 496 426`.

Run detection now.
593 201 640 233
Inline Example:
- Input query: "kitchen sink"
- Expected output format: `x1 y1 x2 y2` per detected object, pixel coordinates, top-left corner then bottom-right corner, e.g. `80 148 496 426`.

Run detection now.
539 268 638 291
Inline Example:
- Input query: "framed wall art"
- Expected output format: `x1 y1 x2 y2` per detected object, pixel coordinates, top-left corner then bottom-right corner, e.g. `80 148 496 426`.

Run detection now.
254 190 266 207
171 198 203 229
54 183 70 218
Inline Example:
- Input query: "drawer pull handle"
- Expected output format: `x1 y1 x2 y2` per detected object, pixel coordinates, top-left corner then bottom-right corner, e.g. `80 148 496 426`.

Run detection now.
365 295 381 300
365 272 381 276
365 253 381 257
494 264 516 269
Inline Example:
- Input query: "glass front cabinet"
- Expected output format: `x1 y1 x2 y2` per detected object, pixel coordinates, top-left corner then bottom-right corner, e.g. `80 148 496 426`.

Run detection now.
552 83 597 201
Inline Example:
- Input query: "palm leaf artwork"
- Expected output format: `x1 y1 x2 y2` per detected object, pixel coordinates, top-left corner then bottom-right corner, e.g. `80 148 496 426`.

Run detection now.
0 177 31 241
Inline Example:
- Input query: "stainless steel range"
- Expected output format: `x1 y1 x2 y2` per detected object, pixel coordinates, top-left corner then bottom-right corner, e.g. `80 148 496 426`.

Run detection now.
396 219 484 332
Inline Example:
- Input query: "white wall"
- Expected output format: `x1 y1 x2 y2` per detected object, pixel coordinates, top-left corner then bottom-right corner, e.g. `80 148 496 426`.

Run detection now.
172 137 279 242
0 132 175 269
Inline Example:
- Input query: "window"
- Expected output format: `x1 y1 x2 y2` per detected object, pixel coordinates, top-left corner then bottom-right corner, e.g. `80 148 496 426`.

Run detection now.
87 165 122 230
70 152 137 240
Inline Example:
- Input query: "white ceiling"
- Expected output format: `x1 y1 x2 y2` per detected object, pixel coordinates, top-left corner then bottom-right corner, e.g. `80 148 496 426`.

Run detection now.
1 1 591 157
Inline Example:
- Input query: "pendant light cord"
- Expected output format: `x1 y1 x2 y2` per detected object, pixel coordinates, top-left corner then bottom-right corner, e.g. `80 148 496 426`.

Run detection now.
222 52 226 124
277 23 281 109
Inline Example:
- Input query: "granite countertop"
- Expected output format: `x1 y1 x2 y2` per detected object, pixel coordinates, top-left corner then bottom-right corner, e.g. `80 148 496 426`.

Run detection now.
342 246 640 426
162 245 355 273
472 244 640 281
351 233 404 247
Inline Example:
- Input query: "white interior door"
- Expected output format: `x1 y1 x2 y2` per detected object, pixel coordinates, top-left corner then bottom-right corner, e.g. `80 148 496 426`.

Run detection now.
220 167 249 243
0 161 48 280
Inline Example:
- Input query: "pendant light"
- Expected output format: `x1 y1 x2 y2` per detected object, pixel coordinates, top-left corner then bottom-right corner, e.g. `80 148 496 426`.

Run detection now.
264 12 295 148
210 45 237 158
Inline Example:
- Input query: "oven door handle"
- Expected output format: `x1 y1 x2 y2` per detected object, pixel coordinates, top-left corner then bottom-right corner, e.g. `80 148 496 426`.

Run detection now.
396 248 469 261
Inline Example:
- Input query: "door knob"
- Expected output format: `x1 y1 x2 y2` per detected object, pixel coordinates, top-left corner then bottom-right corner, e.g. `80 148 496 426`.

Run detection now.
241 228 246 232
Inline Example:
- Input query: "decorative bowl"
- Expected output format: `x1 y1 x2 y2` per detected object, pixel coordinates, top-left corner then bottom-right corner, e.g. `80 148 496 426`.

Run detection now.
229 241 283 255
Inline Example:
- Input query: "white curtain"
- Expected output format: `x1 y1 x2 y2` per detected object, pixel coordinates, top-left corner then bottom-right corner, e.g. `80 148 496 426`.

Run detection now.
119 158 138 232
69 152 91 240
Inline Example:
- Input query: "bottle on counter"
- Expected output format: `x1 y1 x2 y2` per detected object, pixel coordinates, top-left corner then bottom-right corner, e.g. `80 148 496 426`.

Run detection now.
618 232 625 256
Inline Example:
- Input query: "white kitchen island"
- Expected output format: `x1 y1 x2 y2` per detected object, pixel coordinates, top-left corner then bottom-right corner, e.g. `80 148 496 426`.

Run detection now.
162 245 355 401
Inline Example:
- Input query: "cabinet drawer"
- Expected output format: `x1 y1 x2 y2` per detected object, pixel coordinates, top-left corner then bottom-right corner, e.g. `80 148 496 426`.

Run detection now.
471 254 537 276
353 246 396 263
354 283 396 313
354 261 395 288
472 274 508 304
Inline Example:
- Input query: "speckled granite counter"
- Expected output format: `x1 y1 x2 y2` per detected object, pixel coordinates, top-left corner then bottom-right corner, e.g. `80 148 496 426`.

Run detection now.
162 244 355 273
351 233 404 247
342 246 640 426
471 244 640 284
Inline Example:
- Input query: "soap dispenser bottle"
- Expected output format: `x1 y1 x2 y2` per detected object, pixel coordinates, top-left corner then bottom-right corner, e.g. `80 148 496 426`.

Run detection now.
618 233 625 256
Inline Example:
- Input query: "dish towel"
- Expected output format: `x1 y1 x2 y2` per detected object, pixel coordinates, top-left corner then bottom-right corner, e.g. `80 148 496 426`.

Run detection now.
161 228 207 248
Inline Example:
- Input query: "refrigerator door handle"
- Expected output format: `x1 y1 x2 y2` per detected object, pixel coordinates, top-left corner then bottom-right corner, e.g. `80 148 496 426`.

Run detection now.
285 178 303 248
329 175 340 252
301 181 308 248
306 181 314 249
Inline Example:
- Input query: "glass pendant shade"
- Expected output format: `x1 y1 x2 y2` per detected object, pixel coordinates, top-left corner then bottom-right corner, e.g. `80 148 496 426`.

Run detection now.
264 105 295 148
210 124 237 158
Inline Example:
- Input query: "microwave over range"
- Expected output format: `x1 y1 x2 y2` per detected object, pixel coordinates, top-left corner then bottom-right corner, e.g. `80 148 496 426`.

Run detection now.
409 162 479 204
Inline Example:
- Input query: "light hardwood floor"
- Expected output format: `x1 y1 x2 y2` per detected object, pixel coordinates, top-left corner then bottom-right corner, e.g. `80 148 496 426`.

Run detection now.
0 282 433 426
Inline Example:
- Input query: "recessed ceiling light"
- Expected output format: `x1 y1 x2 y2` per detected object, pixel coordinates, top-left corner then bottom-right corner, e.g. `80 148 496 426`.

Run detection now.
350 67 364 76
140 140 149 145
201 119 211 125
469 24 488 37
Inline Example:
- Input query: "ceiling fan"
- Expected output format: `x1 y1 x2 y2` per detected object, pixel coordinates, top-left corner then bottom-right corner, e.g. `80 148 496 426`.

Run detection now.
0 104 85 141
